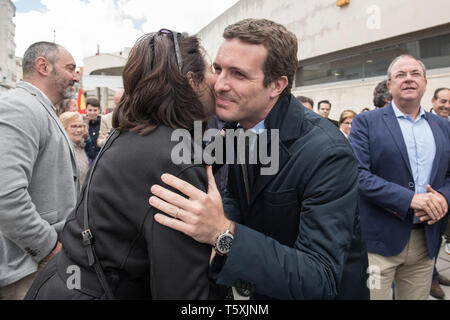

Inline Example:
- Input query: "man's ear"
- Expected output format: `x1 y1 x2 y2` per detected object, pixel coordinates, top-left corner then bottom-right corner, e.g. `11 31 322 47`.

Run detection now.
269 76 288 99
35 57 51 76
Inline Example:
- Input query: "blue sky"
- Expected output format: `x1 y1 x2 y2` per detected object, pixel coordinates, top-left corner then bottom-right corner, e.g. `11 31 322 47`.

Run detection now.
13 0 46 12
13 0 90 12
12 0 240 65
13 0 150 30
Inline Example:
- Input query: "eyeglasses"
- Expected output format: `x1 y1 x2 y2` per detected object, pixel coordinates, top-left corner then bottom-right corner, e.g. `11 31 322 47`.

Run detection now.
158 28 183 72
392 70 424 80
69 124 83 129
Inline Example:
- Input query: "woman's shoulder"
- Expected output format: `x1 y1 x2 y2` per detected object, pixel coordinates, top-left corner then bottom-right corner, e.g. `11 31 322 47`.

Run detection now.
112 125 202 170
109 126 207 190
117 125 177 150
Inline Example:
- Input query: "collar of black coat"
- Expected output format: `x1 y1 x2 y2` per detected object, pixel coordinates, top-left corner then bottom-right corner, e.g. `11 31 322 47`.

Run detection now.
263 94 303 143
89 116 102 125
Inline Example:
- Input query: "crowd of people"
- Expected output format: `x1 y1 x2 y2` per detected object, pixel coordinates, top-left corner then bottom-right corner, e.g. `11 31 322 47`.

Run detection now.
55 92 124 187
0 18 449 301
297 81 450 299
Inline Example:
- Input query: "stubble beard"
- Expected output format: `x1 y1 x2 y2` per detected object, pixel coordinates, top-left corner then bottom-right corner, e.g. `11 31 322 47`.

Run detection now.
62 86 75 99
51 68 75 99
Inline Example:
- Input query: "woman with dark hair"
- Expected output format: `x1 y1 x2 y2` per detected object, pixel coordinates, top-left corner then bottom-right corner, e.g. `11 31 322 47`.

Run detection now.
25 29 216 300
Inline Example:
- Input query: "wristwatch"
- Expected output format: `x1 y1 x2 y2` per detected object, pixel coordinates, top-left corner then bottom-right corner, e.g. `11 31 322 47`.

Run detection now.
214 222 234 255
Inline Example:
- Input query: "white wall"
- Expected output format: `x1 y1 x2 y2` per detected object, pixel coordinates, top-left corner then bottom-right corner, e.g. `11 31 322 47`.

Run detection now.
198 0 450 61
197 0 450 119
292 67 450 120
83 53 126 75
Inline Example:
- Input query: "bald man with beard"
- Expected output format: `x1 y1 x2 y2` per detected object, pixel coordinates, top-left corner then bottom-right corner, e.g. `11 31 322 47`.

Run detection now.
0 41 79 299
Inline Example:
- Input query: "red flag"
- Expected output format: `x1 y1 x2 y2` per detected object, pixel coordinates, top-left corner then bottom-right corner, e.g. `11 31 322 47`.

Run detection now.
77 89 86 114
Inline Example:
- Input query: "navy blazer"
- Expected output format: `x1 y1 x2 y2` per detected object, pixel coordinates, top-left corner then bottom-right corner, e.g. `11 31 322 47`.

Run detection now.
211 95 369 300
349 103 450 259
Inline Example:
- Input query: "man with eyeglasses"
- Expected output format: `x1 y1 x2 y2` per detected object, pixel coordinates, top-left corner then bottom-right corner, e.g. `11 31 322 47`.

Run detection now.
349 54 450 299
0 42 79 299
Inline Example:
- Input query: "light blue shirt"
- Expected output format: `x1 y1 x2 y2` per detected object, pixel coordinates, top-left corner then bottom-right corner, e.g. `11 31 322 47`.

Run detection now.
237 119 265 133
238 120 265 157
249 119 266 134
392 101 436 222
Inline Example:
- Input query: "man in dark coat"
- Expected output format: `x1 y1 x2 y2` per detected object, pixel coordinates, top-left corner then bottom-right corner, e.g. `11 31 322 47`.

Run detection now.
84 97 102 161
317 100 339 126
150 18 369 299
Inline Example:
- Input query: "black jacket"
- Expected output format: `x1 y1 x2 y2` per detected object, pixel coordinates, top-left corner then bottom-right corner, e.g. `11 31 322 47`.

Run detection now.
211 95 369 299
85 116 102 160
328 118 339 127
26 125 212 299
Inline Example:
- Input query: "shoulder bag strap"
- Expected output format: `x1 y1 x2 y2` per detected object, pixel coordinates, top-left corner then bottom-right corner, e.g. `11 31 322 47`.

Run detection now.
81 130 118 300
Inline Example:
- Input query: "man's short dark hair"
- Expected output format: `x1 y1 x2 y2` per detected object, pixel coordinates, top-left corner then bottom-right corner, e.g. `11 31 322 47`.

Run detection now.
22 41 60 75
86 98 100 108
373 80 392 108
296 96 314 108
433 87 449 100
317 100 331 110
223 18 298 98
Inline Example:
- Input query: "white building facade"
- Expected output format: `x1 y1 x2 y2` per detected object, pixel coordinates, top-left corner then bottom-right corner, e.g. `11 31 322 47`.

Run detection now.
0 0 16 93
82 52 128 111
197 0 450 119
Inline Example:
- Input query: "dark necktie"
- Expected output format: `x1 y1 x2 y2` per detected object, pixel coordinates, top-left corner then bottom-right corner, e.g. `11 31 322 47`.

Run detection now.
238 128 258 204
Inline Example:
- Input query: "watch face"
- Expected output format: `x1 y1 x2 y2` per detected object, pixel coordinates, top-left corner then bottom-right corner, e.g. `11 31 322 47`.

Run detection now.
217 233 233 254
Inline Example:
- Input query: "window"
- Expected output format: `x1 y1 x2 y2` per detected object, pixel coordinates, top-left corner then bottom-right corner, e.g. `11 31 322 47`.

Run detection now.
295 28 450 87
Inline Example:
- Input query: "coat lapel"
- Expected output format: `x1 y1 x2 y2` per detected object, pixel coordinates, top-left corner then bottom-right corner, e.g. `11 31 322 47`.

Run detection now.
426 114 443 185
246 96 301 206
249 137 291 206
382 104 413 178
18 82 78 172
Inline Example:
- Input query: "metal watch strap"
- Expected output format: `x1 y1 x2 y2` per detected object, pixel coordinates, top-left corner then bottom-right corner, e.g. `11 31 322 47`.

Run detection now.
214 222 234 255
